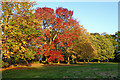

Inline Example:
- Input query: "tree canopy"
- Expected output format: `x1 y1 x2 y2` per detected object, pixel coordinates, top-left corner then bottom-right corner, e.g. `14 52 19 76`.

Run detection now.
1 1 117 67
89 34 115 62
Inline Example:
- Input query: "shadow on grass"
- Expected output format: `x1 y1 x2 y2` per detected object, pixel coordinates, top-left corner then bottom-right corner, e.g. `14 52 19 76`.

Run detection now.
2 62 119 79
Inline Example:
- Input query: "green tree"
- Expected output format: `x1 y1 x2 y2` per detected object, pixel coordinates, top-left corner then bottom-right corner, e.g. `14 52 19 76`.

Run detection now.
89 34 115 62
108 31 120 61
104 33 118 51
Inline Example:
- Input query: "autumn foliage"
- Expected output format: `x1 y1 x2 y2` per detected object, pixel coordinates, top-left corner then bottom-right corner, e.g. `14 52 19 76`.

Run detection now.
34 7 81 63
1 2 116 67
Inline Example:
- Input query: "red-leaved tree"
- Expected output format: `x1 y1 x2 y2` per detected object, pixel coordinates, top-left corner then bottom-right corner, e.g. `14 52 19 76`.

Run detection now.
34 7 81 63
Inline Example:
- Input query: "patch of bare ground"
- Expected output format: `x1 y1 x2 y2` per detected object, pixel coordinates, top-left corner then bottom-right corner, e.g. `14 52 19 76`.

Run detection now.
1 63 85 71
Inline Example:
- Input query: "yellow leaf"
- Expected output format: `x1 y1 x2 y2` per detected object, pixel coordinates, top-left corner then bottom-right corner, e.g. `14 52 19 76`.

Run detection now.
8 56 10 58
11 52 14 54
4 54 7 56
7 51 9 54
23 41 26 44
4 26 8 30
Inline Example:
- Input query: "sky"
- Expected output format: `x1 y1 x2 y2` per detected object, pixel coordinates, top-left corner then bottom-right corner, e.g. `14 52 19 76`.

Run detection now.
33 2 118 35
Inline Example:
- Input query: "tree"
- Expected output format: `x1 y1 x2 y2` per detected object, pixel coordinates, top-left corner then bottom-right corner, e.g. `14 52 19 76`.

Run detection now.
107 32 119 62
69 26 97 63
101 32 107 36
104 33 118 51
90 33 100 36
35 7 81 64
1 1 43 65
89 34 115 62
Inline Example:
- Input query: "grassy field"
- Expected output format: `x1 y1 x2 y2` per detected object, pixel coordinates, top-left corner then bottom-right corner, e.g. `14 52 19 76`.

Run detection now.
2 63 119 78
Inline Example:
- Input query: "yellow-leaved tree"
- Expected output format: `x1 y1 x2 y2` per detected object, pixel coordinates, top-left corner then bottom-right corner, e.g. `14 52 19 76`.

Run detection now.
1 1 43 67
68 26 97 63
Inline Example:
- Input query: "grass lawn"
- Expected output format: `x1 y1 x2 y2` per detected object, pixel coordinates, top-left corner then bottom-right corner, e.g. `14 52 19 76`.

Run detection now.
2 62 119 78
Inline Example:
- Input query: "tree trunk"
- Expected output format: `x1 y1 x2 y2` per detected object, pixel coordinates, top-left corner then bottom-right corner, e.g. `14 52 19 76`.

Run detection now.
84 60 86 63
45 58 48 62
58 61 60 64
72 58 74 64
75 59 77 64
24 58 28 64
74 59 77 64
98 60 100 63
107 59 109 62
88 60 89 63
67 56 70 64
